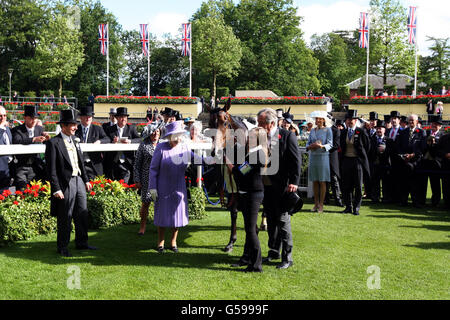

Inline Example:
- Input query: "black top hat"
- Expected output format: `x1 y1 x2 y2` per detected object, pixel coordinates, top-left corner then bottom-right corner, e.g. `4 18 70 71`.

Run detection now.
281 190 304 215
58 109 78 124
383 114 391 122
24 105 39 118
335 119 344 126
390 111 401 118
375 120 386 128
161 107 174 116
369 112 378 121
79 105 95 116
115 107 129 117
173 111 182 121
400 115 408 123
345 109 358 119
429 114 442 124
283 112 294 124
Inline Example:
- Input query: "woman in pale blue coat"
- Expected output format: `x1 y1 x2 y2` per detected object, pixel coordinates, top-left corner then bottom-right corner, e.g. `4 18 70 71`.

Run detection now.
306 111 333 213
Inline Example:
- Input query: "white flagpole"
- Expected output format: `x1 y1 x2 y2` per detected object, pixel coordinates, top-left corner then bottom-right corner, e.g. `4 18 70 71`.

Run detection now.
148 24 151 97
106 23 110 97
365 13 370 98
189 23 192 98
413 8 418 98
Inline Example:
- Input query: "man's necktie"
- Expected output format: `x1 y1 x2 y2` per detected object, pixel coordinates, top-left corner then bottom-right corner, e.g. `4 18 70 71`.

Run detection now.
348 128 353 140
83 127 88 143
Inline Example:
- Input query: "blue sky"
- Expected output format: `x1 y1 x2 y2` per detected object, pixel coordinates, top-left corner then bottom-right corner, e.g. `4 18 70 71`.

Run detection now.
99 0 449 55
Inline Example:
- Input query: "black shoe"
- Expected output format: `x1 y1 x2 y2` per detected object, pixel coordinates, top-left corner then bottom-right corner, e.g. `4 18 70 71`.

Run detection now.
335 200 344 207
157 246 164 253
262 256 280 263
169 246 178 253
57 249 72 257
75 245 98 250
241 266 263 273
231 261 249 268
137 232 145 236
353 211 360 216
341 208 352 214
276 261 293 269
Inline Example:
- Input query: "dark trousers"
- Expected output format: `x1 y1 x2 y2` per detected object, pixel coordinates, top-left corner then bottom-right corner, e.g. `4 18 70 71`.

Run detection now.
371 164 389 202
327 172 342 203
263 185 293 263
15 166 37 190
342 157 364 212
112 161 133 184
237 192 264 271
442 162 450 208
421 160 442 206
57 176 89 251
84 161 97 181
386 157 403 203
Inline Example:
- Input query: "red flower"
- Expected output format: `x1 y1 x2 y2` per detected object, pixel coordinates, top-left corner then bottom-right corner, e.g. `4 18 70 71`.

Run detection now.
2 189 11 197
278 134 281 139
0 195 4 201
15 190 23 195
13 201 19 205
416 129 420 133
100 184 105 188
90 191 96 196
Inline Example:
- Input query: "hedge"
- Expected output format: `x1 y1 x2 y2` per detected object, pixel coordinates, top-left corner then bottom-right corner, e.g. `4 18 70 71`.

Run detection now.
220 96 327 105
350 94 450 104
95 95 198 104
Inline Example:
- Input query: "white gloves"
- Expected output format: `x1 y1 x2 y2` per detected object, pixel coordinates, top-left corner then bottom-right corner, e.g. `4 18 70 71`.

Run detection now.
150 189 158 201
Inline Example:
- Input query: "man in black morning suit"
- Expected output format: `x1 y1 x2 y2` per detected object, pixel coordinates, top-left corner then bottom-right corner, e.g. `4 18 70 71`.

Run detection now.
384 111 403 203
327 117 343 207
75 105 110 180
11 105 50 189
45 109 96 257
258 108 301 269
104 107 141 183
369 120 390 203
339 110 370 215
395 114 427 207
0 106 12 192
437 130 450 208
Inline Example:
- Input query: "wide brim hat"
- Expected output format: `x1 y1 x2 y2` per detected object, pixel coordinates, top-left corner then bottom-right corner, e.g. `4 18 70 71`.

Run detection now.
79 105 95 116
162 120 186 138
24 105 39 118
369 112 379 121
375 120 386 128
115 107 129 117
283 112 294 123
390 111 401 118
161 107 174 116
281 190 304 215
142 121 164 139
345 109 358 119
184 117 195 124
58 109 79 124
310 110 328 120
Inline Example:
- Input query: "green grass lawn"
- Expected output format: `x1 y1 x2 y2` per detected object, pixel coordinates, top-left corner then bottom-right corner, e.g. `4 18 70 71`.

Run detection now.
0 198 448 300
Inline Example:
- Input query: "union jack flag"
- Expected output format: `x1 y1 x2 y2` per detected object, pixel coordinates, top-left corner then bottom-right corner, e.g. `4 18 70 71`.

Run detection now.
98 24 108 55
140 24 149 56
181 23 191 57
359 12 369 49
407 6 417 45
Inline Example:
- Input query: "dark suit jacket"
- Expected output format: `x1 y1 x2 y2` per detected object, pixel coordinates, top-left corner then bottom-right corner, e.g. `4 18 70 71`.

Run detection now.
329 125 340 178
105 124 141 166
45 134 89 217
339 126 371 178
102 122 115 133
265 128 301 196
75 124 110 176
369 134 390 168
11 124 45 166
437 133 450 169
0 127 12 187
396 127 427 157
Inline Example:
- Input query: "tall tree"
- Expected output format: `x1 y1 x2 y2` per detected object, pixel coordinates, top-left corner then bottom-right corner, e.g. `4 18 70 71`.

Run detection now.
192 16 242 98
419 37 450 91
369 0 415 85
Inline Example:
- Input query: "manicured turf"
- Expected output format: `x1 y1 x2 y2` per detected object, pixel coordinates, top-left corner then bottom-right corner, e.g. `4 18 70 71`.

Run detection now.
0 198 448 299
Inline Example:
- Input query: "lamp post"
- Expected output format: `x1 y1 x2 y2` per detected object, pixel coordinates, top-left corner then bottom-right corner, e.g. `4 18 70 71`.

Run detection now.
8 68 14 102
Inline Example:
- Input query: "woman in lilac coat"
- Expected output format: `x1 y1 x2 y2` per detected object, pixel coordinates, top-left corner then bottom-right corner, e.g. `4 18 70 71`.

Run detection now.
149 120 211 253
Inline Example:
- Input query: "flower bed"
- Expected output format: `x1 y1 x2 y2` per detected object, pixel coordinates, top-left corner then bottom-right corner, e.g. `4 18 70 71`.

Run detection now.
95 95 199 104
350 94 450 104
220 96 326 105
0 178 207 245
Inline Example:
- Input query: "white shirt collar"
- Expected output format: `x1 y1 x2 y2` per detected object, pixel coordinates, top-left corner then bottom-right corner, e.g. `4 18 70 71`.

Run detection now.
61 132 72 143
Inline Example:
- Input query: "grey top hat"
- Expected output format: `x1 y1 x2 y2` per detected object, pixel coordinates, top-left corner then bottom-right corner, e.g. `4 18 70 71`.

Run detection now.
109 108 117 115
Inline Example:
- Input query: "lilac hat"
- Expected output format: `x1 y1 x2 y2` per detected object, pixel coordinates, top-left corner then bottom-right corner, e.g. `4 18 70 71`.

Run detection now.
162 120 186 138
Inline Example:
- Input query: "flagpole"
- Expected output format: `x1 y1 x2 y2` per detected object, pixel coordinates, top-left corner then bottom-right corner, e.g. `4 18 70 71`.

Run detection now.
413 8 418 98
365 13 370 98
106 23 110 97
148 23 151 97
189 23 192 98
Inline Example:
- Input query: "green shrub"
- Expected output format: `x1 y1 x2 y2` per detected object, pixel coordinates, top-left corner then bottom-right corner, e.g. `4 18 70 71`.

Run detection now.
188 187 207 220
176 88 190 97
23 91 36 101
159 87 172 96
216 87 229 99
40 90 54 97
383 84 397 95
62 91 74 98
198 88 210 100
357 84 374 96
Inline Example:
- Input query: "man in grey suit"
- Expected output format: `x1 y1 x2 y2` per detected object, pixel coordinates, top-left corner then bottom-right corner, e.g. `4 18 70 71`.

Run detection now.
0 106 12 192
45 110 96 257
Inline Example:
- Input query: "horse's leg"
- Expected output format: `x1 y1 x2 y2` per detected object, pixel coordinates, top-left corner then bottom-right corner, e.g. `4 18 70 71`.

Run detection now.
224 193 238 252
